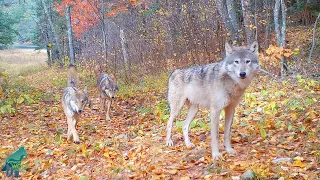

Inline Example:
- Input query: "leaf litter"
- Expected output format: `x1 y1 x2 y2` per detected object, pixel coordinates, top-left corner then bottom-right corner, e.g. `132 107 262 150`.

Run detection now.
0 68 319 179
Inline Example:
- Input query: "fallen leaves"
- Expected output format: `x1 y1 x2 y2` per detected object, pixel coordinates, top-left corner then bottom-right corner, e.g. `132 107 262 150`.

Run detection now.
0 64 319 179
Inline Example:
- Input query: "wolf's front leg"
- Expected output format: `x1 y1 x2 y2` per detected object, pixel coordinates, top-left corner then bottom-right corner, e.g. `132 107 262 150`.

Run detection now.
71 116 80 143
224 105 237 155
210 107 222 159
66 116 73 141
105 100 111 120
100 96 106 114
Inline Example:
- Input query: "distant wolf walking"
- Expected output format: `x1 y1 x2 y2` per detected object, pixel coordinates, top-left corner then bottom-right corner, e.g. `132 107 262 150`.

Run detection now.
166 42 260 159
94 65 118 120
62 65 91 143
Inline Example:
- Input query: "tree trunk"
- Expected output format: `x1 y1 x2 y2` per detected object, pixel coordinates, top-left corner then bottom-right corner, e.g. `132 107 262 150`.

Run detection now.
274 0 287 77
241 0 256 44
101 0 108 66
226 0 241 43
264 0 270 48
41 0 63 66
308 12 320 64
120 28 129 78
214 0 238 43
66 5 75 65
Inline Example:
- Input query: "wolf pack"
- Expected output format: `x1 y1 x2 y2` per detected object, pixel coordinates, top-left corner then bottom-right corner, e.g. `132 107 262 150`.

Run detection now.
62 41 261 160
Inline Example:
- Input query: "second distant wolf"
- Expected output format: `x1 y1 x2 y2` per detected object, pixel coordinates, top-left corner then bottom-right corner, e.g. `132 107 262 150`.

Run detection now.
94 65 118 120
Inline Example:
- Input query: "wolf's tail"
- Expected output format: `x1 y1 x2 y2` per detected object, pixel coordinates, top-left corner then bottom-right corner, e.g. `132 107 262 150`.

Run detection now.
94 64 104 78
67 64 79 87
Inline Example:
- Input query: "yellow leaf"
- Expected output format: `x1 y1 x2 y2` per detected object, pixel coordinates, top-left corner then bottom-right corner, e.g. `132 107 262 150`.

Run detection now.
180 176 190 180
283 53 291 57
104 152 110 158
291 160 306 168
167 169 178 175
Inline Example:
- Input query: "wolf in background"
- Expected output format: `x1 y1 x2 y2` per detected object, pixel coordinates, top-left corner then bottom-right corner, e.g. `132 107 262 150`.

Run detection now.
62 65 91 143
166 42 260 159
94 65 118 120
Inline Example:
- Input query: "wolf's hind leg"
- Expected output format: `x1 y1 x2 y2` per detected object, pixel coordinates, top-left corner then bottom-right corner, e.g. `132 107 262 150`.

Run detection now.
183 104 198 147
166 97 185 146
224 105 237 155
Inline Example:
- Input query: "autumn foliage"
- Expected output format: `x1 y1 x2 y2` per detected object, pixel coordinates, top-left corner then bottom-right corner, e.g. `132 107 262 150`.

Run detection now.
55 0 146 37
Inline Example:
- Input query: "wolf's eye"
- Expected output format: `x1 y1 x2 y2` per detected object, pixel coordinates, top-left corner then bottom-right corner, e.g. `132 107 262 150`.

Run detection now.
234 60 239 64
246 60 251 64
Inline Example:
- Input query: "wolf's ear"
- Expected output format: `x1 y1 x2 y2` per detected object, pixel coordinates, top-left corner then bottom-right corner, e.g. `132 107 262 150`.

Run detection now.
87 99 92 108
84 86 88 94
225 42 233 56
249 41 259 54
110 74 116 81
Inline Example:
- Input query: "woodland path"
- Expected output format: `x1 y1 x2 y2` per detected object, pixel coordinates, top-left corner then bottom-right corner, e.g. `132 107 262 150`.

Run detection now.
0 49 319 179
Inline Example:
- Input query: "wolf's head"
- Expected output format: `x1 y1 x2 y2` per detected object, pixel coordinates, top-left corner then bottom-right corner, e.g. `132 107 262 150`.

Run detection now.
101 79 118 99
71 86 91 114
94 65 104 78
224 41 260 80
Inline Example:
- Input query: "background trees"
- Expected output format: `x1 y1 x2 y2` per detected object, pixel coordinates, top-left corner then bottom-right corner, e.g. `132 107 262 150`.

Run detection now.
1 0 319 76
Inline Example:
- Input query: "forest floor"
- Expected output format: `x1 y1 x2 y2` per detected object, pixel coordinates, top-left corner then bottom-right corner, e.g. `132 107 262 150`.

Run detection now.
0 44 319 179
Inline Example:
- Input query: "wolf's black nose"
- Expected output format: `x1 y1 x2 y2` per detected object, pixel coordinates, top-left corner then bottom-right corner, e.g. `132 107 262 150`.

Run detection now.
240 72 246 78
78 110 82 113
112 96 115 99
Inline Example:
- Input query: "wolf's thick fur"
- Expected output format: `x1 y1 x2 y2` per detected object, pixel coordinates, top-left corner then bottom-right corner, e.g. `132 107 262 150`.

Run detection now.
166 42 260 159
94 65 118 120
62 65 90 143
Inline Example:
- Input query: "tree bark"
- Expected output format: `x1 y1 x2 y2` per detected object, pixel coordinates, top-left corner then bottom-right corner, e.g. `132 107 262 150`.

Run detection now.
214 0 238 43
101 0 108 65
274 0 287 77
120 28 129 75
241 0 256 44
66 5 75 65
226 0 241 43
308 12 320 64
41 0 62 65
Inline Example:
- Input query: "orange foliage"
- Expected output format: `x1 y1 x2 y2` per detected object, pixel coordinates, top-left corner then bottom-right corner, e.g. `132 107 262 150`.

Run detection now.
55 0 147 38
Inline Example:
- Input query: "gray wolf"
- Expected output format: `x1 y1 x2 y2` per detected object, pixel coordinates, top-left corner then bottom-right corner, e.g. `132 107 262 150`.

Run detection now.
62 65 91 143
2 147 27 178
94 65 118 120
166 42 260 159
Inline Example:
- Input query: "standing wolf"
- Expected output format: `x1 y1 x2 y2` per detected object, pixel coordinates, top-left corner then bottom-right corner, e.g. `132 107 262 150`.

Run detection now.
62 65 91 143
94 65 118 120
166 42 260 159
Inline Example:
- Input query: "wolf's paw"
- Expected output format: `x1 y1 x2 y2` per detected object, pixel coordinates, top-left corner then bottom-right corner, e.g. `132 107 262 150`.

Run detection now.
166 139 174 146
185 141 195 148
73 137 80 144
105 115 111 120
226 148 237 155
211 152 222 160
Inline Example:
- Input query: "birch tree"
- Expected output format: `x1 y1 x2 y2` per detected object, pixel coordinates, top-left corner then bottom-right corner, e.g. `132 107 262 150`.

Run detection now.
66 5 75 65
274 0 287 77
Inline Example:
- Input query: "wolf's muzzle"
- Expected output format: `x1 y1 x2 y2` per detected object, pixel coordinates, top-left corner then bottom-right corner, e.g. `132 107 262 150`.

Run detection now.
239 72 246 79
